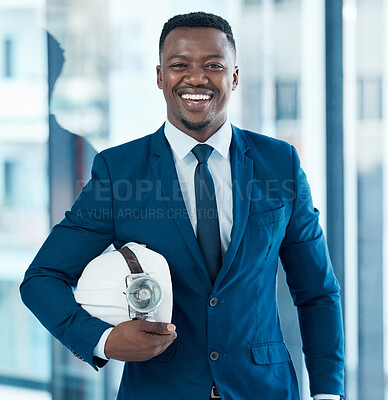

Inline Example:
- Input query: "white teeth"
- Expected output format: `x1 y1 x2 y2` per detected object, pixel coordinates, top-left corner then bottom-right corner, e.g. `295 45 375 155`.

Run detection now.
181 94 211 101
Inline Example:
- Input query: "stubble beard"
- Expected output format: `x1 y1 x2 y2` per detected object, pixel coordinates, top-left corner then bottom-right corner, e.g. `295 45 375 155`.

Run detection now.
179 106 217 133
181 117 212 132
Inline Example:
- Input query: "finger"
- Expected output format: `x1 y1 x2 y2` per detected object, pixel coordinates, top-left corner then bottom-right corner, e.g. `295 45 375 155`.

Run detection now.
150 330 177 349
155 332 178 353
140 321 176 335
169 331 178 342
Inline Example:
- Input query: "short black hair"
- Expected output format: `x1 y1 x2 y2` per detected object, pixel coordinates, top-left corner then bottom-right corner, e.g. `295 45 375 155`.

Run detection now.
159 11 236 61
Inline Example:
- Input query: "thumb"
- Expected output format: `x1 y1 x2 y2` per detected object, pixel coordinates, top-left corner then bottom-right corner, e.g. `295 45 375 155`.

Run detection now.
141 321 176 335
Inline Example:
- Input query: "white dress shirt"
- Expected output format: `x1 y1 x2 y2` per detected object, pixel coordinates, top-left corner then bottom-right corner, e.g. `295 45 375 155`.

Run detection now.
92 119 339 400
164 118 233 258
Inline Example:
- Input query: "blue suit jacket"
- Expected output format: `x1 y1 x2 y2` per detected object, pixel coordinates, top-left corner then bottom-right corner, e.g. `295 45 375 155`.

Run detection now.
21 125 345 399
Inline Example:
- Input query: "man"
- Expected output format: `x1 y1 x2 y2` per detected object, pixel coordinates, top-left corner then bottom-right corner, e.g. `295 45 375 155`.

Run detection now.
21 12 345 400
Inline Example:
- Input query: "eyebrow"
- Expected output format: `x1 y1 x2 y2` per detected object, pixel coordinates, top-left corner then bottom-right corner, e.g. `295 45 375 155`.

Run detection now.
166 54 226 62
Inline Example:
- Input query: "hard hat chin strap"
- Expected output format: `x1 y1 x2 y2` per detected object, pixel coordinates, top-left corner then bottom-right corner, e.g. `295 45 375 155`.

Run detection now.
117 246 144 274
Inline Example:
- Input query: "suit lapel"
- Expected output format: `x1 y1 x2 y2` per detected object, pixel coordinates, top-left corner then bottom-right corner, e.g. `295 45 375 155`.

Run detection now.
150 126 212 285
214 125 253 290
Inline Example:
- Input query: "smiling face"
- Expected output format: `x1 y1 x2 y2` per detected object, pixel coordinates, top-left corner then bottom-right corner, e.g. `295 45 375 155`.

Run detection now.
157 27 239 142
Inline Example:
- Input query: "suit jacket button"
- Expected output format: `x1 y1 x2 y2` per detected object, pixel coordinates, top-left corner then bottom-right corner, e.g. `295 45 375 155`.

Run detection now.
209 351 219 361
209 297 218 307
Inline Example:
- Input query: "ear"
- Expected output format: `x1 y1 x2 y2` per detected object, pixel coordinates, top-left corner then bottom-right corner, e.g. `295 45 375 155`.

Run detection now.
232 66 239 91
156 65 163 89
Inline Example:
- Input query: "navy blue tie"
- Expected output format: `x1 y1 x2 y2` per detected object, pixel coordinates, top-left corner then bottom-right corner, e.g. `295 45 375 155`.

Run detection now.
192 144 222 283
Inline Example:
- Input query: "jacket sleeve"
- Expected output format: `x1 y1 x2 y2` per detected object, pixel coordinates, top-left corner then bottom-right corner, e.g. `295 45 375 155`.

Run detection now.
20 152 115 370
279 145 345 397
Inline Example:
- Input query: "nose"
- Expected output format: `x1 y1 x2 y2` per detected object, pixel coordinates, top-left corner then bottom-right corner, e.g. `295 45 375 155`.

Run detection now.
183 65 208 86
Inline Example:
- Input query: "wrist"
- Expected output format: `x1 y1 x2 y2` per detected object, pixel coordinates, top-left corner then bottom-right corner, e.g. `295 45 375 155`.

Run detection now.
94 327 114 360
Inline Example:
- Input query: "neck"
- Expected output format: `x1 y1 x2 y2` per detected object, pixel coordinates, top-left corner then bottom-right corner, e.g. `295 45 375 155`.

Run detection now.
168 119 227 143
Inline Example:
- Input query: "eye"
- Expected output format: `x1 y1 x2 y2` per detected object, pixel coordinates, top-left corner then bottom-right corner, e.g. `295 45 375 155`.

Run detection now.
170 63 187 69
206 63 224 70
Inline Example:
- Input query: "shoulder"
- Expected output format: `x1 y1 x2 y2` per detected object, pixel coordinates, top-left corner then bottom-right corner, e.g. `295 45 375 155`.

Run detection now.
90 126 166 178
99 132 154 164
232 125 294 161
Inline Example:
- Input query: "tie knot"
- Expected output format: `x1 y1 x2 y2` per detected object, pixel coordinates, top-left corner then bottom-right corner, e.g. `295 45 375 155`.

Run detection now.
192 144 214 164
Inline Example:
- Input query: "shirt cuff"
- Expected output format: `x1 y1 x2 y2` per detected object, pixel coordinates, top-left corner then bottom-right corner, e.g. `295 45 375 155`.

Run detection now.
93 327 114 360
313 395 340 400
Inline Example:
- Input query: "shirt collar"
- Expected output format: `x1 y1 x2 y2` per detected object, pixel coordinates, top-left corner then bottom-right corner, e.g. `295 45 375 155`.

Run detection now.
164 119 232 161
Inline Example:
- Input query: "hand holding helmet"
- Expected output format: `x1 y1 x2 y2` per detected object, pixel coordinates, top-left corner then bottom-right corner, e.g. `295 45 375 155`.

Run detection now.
74 243 176 362
104 319 177 362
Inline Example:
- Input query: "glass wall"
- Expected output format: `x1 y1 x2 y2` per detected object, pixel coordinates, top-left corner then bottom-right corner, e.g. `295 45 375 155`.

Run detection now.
0 2 51 399
1 0 387 399
343 1 387 399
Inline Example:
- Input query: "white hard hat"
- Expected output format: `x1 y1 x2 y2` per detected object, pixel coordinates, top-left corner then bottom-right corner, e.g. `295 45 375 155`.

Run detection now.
73 242 173 325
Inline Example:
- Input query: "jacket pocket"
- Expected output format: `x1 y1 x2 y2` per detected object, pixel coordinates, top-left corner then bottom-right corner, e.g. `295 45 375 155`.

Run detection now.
249 205 285 227
251 341 291 365
149 342 177 362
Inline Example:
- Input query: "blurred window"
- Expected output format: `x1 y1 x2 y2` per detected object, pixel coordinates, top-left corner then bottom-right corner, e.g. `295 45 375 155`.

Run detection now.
3 38 14 78
357 77 383 119
275 81 299 120
3 160 16 205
